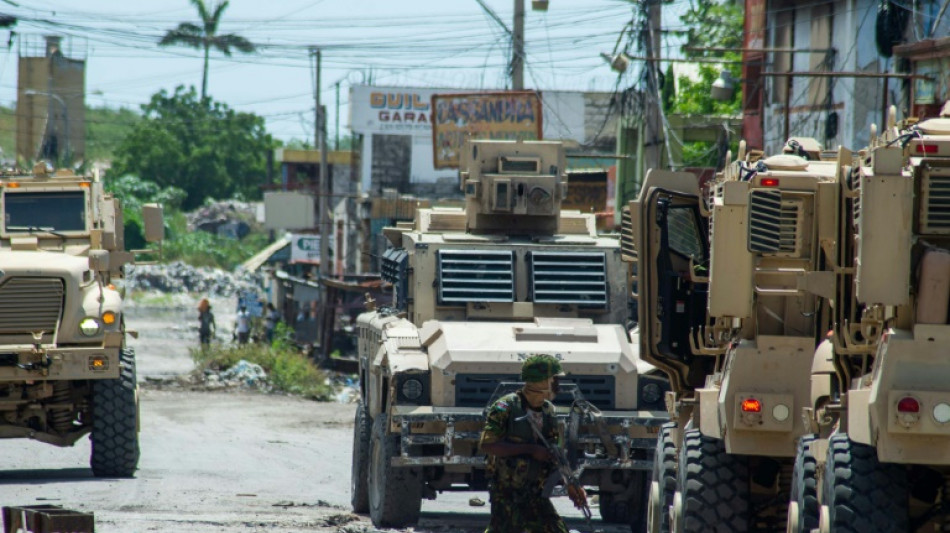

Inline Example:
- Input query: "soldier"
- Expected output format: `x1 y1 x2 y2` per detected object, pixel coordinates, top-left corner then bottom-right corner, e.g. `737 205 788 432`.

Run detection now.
479 354 586 533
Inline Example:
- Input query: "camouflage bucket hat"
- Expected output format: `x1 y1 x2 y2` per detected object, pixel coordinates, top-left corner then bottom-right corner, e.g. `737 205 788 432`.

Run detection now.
521 354 564 383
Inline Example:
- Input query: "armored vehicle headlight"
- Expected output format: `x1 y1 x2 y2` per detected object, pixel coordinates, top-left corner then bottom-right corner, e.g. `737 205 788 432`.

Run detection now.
401 378 424 400
79 317 101 336
641 383 662 404
934 403 950 424
101 311 117 325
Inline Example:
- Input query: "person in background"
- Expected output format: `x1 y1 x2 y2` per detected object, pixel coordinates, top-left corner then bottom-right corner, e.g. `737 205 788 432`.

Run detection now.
263 303 280 344
235 305 251 345
197 298 216 348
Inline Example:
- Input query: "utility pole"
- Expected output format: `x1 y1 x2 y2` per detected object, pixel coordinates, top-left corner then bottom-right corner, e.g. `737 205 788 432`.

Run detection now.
512 0 525 90
311 47 333 361
335 81 341 151
642 0 663 173
311 48 330 282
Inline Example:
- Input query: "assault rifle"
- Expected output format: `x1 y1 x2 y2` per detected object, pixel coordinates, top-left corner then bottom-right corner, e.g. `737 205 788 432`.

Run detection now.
519 411 592 523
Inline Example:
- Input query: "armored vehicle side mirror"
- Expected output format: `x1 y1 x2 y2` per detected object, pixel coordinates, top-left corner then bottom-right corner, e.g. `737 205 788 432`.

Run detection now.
142 203 164 243
88 250 110 273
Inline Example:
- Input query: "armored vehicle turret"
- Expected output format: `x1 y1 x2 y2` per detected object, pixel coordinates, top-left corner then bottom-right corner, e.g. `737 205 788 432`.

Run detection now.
0 163 162 477
351 139 668 531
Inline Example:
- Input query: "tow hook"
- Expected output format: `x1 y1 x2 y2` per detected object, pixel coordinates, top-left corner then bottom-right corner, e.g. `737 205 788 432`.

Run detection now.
17 355 52 374
19 331 52 375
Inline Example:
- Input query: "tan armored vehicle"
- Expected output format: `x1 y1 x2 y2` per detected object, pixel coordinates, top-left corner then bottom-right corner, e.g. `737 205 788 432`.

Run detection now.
787 108 950 532
0 163 162 477
351 139 669 530
624 139 847 531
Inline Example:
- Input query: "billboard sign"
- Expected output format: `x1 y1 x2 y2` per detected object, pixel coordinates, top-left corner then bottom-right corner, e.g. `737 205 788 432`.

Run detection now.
431 91 543 169
290 233 334 263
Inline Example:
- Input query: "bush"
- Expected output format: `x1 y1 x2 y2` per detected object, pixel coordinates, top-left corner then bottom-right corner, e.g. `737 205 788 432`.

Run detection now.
190 338 333 401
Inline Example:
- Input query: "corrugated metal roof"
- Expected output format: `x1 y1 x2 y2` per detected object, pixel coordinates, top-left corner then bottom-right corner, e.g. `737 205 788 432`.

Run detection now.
238 235 291 272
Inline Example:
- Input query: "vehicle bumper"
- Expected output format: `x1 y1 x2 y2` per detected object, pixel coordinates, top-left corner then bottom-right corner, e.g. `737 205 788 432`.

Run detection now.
389 405 668 470
0 345 121 381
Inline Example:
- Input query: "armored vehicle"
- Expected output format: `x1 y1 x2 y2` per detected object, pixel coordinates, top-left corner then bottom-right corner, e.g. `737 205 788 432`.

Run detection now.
787 108 950 532
624 139 847 531
0 163 162 477
351 139 669 530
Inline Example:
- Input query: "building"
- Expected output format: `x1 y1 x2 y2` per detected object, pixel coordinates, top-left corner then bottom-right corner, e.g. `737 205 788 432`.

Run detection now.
746 0 950 154
348 84 621 197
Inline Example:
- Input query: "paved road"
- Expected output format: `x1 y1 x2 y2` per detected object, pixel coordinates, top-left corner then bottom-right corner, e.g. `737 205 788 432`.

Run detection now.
0 298 628 532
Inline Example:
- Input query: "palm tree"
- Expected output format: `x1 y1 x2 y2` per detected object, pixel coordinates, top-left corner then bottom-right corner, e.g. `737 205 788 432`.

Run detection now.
159 0 255 100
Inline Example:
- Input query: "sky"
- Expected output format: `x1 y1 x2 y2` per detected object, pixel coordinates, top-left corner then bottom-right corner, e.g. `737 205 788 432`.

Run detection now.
0 0 690 144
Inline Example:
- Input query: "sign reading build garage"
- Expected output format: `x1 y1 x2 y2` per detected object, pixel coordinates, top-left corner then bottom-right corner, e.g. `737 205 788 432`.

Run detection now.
431 91 543 169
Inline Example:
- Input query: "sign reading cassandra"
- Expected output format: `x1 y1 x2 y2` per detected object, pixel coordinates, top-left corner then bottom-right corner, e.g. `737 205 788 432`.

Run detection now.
431 91 543 169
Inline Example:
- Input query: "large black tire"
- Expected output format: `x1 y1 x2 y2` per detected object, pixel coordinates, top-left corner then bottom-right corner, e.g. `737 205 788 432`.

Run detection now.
675 429 750 533
648 422 677 533
788 435 819 532
350 401 372 513
90 348 140 478
597 472 648 531
823 433 908 533
368 417 423 527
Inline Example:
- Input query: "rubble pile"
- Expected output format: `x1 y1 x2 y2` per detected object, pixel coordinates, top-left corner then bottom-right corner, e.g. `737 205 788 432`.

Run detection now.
123 261 262 297
187 200 261 238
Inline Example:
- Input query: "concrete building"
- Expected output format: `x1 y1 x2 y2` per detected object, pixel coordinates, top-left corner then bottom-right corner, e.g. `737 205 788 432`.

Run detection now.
348 84 621 197
749 0 950 154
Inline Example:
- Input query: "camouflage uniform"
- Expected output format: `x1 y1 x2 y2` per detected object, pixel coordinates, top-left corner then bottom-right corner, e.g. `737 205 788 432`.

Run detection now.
479 355 569 533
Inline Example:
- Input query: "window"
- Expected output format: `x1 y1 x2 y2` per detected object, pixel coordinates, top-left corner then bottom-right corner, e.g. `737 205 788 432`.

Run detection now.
666 207 705 260
5 191 86 232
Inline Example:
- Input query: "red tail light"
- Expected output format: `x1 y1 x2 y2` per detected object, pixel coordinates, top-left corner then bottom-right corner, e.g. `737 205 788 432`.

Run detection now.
916 144 938 154
897 397 920 413
741 398 762 413
760 178 780 187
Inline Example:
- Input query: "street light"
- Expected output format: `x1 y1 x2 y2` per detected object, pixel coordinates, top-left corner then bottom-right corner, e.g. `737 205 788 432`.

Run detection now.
711 70 736 101
24 89 70 163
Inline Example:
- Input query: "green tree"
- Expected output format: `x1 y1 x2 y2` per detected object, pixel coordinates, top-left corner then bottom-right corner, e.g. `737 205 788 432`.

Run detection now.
671 0 744 167
111 85 276 210
159 0 255 100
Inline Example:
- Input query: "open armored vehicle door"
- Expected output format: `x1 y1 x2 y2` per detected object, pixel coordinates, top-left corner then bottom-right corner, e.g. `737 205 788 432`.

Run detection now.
625 169 710 394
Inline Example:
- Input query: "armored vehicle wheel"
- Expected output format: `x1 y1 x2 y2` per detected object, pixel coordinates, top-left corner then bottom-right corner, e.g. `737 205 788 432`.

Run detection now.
90 348 140 478
368 417 422 527
788 435 819 532
648 422 677 533
597 472 648 531
823 434 908 533
675 429 750 533
350 401 372 513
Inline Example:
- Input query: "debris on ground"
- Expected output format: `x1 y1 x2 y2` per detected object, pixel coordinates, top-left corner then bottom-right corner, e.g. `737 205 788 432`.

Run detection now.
220 360 267 387
323 514 359 527
122 261 262 298
468 497 485 507
187 200 261 237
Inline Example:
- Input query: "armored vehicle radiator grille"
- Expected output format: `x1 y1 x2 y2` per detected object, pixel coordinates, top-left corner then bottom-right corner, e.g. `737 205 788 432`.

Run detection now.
0 277 63 335
748 190 800 255
455 374 615 410
620 206 636 261
529 251 608 306
438 250 515 303
921 171 950 234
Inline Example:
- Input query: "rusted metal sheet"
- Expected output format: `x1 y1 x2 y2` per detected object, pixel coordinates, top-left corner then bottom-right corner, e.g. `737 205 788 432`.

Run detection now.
2 505 94 533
